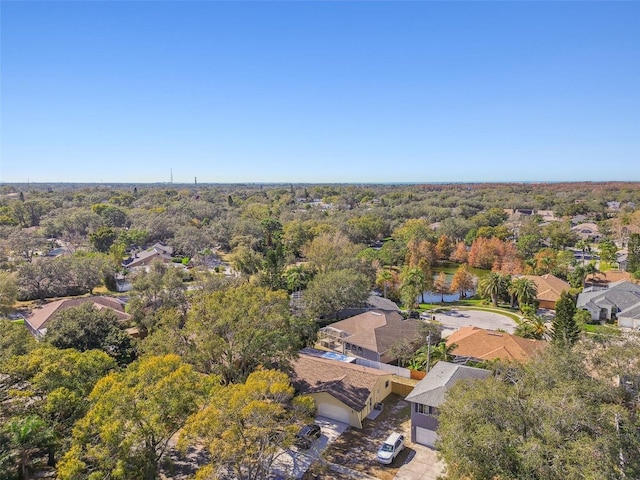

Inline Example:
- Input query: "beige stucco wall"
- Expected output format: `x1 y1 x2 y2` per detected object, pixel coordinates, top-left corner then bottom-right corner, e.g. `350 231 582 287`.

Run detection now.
310 374 394 429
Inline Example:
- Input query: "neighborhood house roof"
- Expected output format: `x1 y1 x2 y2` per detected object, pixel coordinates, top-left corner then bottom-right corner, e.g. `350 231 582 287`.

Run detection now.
585 270 634 286
123 242 174 268
322 310 420 356
520 274 570 304
446 326 545 363
25 296 130 333
291 353 391 411
578 281 640 320
405 361 491 407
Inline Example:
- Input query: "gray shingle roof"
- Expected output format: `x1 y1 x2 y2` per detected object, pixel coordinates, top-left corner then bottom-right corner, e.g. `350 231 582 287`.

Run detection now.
577 281 640 314
405 361 491 407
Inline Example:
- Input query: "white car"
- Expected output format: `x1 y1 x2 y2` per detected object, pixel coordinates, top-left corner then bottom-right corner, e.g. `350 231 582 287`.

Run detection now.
376 432 405 465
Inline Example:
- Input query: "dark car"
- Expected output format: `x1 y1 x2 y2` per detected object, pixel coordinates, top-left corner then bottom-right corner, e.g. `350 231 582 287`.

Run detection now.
295 424 322 449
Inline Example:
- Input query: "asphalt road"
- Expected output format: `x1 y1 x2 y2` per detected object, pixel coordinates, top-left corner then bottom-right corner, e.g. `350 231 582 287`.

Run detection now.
432 308 517 335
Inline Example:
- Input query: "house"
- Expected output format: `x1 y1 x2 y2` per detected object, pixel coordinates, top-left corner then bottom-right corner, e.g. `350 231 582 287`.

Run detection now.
24 296 130 338
519 274 570 310
122 242 174 269
585 269 634 287
291 352 394 428
405 361 490 447
446 326 545 363
318 310 421 364
577 281 640 327
571 222 601 242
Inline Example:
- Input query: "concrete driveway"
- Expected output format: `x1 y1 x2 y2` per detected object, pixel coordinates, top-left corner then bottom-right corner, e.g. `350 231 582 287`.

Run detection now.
433 308 517 335
394 444 445 480
270 417 349 479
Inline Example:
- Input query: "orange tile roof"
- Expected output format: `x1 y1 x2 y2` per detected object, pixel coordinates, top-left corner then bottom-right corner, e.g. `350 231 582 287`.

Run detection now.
520 274 570 303
586 270 634 285
446 326 545 363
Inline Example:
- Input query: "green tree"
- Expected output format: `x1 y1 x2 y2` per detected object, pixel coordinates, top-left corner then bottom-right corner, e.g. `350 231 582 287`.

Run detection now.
514 313 548 340
303 232 361 274
89 226 117 253
1 347 117 466
0 320 36 367
57 355 212 480
302 269 371 320
2 415 55 480
478 272 508 307
0 271 18 315
179 369 315 480
185 284 302 383
508 277 538 312
376 268 396 299
628 233 640 273
551 291 580 347
437 346 640 479
400 266 426 309
285 264 313 293
45 303 136 365
598 238 618 265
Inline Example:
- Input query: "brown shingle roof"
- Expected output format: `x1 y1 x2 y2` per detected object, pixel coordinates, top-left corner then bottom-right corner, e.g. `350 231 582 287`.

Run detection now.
446 326 545 363
324 310 421 356
25 296 129 332
291 354 391 411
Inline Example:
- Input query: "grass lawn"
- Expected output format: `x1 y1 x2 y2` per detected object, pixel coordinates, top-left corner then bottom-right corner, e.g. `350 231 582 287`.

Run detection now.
582 324 621 336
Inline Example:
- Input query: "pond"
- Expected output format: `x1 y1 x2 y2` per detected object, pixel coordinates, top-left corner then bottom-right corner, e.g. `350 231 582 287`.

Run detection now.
418 262 489 304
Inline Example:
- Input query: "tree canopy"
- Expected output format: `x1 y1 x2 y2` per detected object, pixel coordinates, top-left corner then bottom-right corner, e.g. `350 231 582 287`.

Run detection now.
437 344 640 480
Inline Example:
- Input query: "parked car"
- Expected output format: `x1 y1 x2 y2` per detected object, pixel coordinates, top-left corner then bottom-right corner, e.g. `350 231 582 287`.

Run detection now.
376 432 405 464
295 424 322 449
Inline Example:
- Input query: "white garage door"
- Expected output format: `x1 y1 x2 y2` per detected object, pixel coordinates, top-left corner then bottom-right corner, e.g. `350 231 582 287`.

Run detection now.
415 427 438 447
317 402 350 424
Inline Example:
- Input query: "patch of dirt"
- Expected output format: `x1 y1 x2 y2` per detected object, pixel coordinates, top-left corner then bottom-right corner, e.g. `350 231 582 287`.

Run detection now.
308 394 413 480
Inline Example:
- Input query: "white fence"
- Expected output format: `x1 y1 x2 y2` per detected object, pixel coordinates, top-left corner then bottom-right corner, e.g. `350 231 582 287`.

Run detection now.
354 358 411 378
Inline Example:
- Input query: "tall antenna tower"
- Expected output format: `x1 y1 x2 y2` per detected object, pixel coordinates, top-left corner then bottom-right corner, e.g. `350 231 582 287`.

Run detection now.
170 168 173 184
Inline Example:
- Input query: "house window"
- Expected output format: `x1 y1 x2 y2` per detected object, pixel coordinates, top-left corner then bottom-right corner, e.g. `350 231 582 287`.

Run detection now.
385 380 389 389
416 404 438 416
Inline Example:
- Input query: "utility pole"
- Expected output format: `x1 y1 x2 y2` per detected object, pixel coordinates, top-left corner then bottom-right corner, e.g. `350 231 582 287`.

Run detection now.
426 334 432 373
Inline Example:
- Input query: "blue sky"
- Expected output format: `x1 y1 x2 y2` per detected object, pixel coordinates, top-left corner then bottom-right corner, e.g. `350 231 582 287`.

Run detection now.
1 1 638 184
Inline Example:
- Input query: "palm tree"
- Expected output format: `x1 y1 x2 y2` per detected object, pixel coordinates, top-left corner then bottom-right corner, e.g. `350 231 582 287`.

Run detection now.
6 415 55 480
509 277 538 312
479 272 506 307
285 265 310 293
376 269 395 299
400 267 426 309
576 239 590 266
515 314 548 340
411 341 458 370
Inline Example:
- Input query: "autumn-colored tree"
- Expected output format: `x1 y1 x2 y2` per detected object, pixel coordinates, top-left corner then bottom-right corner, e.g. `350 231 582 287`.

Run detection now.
435 234 454 260
450 264 475 299
450 241 468 263
405 238 436 270
534 248 558 275
433 272 450 303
